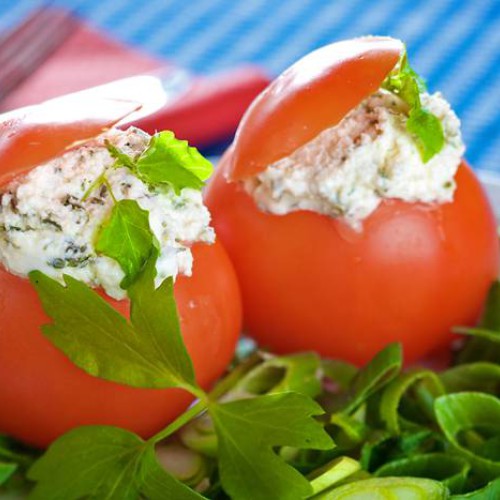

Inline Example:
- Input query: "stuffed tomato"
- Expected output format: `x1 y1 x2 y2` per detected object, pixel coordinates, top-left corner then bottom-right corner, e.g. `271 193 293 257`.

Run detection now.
0 98 241 448
205 37 498 365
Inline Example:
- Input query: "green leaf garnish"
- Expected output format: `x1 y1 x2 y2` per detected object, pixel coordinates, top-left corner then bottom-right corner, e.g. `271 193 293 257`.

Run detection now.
108 131 213 195
29 252 196 391
210 393 334 500
106 140 137 170
28 427 199 500
407 107 446 162
95 199 155 289
381 49 445 163
127 251 196 389
90 132 212 286
28 427 145 499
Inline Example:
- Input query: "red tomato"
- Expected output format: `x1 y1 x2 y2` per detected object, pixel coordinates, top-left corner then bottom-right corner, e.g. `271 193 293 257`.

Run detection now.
0 94 141 185
228 36 403 180
205 38 499 366
0 241 241 448
0 99 242 448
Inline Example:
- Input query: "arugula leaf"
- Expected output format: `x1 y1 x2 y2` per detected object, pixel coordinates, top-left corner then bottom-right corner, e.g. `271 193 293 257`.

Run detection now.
382 51 425 107
108 131 213 195
95 199 155 288
29 253 196 391
210 393 333 500
381 49 445 163
435 392 500 481
28 426 145 499
343 343 402 414
375 453 470 493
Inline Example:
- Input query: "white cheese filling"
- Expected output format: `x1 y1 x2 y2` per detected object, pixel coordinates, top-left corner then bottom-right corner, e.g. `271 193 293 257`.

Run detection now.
245 90 465 229
0 127 214 300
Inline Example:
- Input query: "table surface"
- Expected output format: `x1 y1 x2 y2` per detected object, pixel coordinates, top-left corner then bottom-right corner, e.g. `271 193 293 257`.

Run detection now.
0 0 498 173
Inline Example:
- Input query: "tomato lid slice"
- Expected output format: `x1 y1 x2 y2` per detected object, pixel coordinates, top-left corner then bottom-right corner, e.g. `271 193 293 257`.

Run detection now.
0 74 172 186
229 36 404 181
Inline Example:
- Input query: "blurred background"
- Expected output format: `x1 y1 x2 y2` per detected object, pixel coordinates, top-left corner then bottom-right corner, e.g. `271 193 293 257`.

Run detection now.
0 0 498 172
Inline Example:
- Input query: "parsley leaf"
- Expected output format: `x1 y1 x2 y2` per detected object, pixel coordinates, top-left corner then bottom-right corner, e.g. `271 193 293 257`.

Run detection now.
381 50 445 163
106 140 137 170
127 251 196 389
95 199 155 289
210 393 334 500
108 131 213 195
28 427 199 500
407 108 445 163
29 252 196 391
28 427 144 500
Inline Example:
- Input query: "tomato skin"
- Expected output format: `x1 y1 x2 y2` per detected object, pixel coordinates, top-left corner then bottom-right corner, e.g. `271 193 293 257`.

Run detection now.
0 241 241 448
0 97 141 185
229 37 402 180
206 154 499 365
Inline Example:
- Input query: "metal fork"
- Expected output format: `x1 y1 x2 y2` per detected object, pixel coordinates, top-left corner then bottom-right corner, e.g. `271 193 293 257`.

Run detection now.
0 6 76 102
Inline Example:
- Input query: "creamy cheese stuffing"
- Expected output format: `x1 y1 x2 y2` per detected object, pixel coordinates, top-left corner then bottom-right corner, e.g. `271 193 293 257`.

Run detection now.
245 90 465 229
0 127 214 300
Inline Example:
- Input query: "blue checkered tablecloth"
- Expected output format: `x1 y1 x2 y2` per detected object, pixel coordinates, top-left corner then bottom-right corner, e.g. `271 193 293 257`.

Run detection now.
0 0 498 173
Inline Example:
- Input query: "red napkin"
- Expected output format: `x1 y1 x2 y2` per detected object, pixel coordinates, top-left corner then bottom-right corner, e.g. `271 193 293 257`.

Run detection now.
1 22 163 111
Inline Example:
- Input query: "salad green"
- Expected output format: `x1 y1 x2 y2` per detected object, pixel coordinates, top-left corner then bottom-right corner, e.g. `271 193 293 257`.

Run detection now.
2 278 500 498
381 49 445 162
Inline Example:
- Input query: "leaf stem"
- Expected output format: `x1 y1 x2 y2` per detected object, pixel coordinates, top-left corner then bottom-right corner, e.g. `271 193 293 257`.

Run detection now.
150 398 208 444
